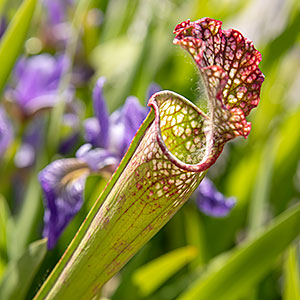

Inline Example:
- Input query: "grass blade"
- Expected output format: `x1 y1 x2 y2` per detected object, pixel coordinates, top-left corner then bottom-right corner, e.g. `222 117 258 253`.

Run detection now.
34 110 155 300
283 245 300 300
132 245 198 297
0 239 47 300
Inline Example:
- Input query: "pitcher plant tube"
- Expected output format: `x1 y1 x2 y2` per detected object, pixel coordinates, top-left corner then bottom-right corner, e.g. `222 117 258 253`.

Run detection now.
35 17 264 300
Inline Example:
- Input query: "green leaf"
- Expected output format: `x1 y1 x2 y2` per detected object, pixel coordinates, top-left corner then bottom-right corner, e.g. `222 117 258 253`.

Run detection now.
248 136 276 236
0 195 10 278
0 0 7 16
132 245 198 297
0 195 9 255
283 245 300 300
8 172 41 260
179 203 300 300
0 239 47 300
183 205 207 268
0 0 37 96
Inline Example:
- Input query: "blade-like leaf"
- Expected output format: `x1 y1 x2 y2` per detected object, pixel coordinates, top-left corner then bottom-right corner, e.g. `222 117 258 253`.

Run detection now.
0 239 47 300
248 137 276 236
132 245 198 297
0 195 9 254
183 205 207 268
8 172 41 260
0 195 10 278
179 203 300 300
34 110 155 300
0 0 37 96
283 245 300 300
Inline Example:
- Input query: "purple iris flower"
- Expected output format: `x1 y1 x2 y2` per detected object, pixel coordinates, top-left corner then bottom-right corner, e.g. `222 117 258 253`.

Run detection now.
39 158 91 249
39 78 149 249
6 54 70 119
195 178 236 217
0 107 13 158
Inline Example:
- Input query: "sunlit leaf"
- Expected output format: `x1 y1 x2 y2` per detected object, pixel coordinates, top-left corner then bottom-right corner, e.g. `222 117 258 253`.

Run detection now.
0 195 10 278
0 195 9 254
283 245 300 300
132 245 198 296
0 239 47 300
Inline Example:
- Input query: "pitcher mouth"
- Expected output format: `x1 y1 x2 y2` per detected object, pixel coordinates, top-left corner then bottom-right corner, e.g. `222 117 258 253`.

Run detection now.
148 90 219 173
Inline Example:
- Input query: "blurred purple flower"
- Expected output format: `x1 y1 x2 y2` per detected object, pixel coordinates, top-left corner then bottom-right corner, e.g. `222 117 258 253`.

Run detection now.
84 77 149 159
0 107 13 158
43 0 74 25
39 78 149 248
147 82 161 100
14 118 44 168
40 0 74 50
58 132 80 155
41 0 95 84
6 54 70 119
58 104 83 155
196 178 236 217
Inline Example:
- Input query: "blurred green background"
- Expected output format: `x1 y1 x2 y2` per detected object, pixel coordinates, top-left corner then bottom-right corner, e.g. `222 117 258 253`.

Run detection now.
1 0 300 299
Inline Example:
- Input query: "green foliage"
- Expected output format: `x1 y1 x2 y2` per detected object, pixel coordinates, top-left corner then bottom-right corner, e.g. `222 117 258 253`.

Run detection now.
0 0 37 96
0 239 47 300
179 203 300 300
132 245 198 297
0 196 10 277
8 172 41 260
283 245 300 300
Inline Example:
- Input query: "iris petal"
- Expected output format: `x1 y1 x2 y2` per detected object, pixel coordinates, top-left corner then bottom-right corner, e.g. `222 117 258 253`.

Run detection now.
0 107 13 157
117 96 149 157
10 54 69 117
196 178 235 217
83 117 101 147
39 158 90 249
76 144 118 172
92 77 110 148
